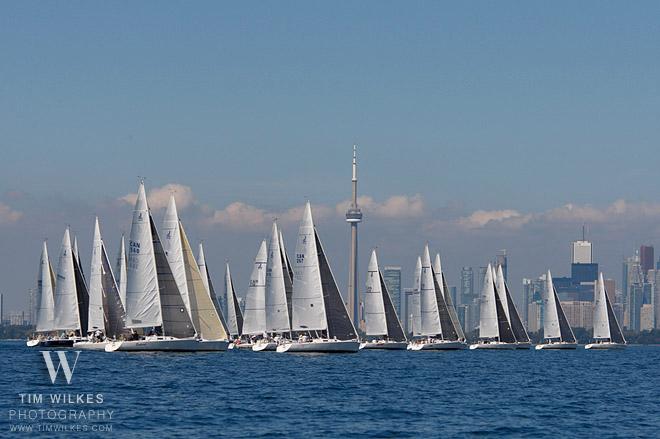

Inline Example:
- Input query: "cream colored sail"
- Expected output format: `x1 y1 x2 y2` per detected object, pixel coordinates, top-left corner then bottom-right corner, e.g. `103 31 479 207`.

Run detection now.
36 241 56 332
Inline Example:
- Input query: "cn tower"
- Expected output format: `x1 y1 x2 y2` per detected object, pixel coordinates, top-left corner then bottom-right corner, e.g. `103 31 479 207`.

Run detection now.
346 145 362 326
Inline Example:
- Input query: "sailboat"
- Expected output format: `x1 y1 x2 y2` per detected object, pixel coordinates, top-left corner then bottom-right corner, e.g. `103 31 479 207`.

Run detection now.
115 234 127 307
277 202 359 353
407 256 422 342
27 242 60 347
240 240 268 349
360 249 408 349
74 217 128 350
493 265 531 349
196 242 232 342
254 222 292 351
106 181 219 352
470 264 517 349
409 245 467 350
536 270 577 349
222 262 245 348
585 273 626 350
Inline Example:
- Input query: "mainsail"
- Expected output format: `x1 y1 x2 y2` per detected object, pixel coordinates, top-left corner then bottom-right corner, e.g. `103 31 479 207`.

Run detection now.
265 222 291 333
495 265 529 343
603 274 625 344
364 250 387 336
478 264 499 339
99 240 127 338
179 224 227 340
410 256 422 336
88 218 107 332
433 253 463 341
72 243 89 335
420 245 442 337
196 243 231 337
278 229 294 330
115 235 127 307
125 181 162 329
543 270 575 343
224 262 244 337
291 203 327 333
242 240 268 335
162 196 192 317
593 273 610 340
54 228 81 332
492 265 515 343
36 241 56 333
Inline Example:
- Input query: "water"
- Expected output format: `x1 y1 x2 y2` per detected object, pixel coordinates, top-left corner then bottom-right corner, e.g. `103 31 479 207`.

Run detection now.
1 342 658 438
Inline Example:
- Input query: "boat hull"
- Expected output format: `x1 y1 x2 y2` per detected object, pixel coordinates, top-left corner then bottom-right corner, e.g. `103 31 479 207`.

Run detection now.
535 342 578 350
469 342 517 350
515 342 533 349
229 342 254 350
359 341 408 350
105 337 228 352
277 339 360 353
27 338 79 348
252 341 278 352
73 341 108 351
409 340 468 350
585 342 626 350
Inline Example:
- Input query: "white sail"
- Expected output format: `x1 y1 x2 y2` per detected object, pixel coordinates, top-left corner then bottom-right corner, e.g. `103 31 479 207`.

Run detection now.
420 245 442 336
279 229 292 277
411 256 422 336
54 228 80 331
115 235 127 307
265 222 290 333
197 243 211 299
543 270 561 340
36 241 56 332
87 217 106 333
162 195 192 316
291 202 327 332
433 252 466 341
432 253 446 299
593 272 611 340
224 262 242 336
494 265 510 322
72 236 80 267
364 250 387 336
242 240 268 335
125 181 162 328
478 264 499 339
180 223 227 340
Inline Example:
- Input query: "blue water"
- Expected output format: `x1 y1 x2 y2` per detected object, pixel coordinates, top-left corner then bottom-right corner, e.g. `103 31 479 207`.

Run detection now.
1 342 658 438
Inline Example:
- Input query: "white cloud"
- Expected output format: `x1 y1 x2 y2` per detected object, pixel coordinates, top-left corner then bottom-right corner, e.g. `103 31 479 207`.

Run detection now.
203 202 333 230
119 183 194 211
456 209 531 229
0 202 22 225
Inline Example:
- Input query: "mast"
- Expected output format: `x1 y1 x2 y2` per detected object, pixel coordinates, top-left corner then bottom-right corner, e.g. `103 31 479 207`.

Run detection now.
345 145 362 326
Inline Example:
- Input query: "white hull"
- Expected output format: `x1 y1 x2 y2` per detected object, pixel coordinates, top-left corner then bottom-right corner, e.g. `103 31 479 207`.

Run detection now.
105 337 228 352
409 340 468 350
276 339 360 353
515 342 533 349
359 340 408 350
26 337 82 348
228 342 254 350
585 342 626 350
535 342 578 350
469 341 517 350
252 341 278 352
73 341 108 351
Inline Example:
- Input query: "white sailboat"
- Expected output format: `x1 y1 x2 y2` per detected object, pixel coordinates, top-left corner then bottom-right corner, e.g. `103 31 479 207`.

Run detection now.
360 249 407 350
74 217 128 350
277 202 359 353
254 222 291 352
222 262 245 348
536 270 577 350
406 256 422 342
27 242 61 347
585 273 626 350
115 234 127 307
494 265 532 349
106 181 217 352
470 264 517 349
240 240 268 348
409 245 466 350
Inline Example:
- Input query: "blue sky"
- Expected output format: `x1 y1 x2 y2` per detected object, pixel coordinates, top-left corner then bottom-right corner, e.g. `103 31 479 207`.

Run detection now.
1 2 660 310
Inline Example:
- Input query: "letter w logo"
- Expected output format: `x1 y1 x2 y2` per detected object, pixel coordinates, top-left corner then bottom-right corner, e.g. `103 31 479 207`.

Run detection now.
41 351 81 384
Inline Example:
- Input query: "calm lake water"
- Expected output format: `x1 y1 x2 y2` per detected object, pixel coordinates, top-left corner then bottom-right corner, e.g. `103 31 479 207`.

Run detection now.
1 341 658 438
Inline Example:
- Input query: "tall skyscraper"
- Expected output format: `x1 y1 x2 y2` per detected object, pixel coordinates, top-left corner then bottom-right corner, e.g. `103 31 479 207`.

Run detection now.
640 245 654 279
345 145 362 325
572 240 592 264
460 267 474 305
496 250 508 282
383 266 402 316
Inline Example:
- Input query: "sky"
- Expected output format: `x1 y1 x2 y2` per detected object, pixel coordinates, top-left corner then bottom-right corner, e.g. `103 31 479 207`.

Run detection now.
1 2 660 312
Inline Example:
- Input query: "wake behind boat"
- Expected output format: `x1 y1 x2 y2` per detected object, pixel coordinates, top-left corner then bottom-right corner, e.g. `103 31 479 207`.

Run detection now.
277 202 359 353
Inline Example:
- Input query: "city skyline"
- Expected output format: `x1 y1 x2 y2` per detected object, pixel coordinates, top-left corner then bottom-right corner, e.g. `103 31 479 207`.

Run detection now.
3 2 660 312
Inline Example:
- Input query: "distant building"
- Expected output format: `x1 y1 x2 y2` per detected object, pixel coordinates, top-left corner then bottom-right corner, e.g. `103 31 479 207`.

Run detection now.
640 245 654 279
460 267 474 305
527 302 542 333
603 278 616 304
562 301 593 330
448 286 458 307
628 283 644 331
402 288 414 334
654 270 660 329
572 240 592 264
383 266 402 316
640 304 654 332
